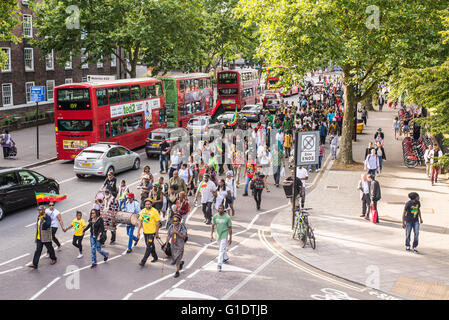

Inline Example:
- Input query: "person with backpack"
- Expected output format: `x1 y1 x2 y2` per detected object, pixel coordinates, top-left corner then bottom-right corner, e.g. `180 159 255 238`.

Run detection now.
83 209 109 269
1 129 14 159
166 214 188 278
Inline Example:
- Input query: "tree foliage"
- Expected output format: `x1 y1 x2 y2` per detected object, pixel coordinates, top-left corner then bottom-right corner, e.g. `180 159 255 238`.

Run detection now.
0 0 21 69
237 0 449 164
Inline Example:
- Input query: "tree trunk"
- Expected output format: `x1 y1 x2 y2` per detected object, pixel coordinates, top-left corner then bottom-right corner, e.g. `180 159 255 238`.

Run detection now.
337 77 356 165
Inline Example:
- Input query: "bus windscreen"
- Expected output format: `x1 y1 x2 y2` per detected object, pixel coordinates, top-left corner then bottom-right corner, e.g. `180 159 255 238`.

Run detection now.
218 72 237 84
57 88 91 110
57 120 93 131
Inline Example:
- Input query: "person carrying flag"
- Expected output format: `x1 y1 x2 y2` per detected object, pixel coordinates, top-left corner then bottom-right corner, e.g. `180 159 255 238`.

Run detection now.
194 173 217 225
29 206 57 269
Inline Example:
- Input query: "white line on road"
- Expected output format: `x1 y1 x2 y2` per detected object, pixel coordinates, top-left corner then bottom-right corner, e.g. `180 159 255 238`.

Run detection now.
132 270 185 293
122 293 133 300
0 266 23 275
155 289 171 300
57 177 77 184
187 269 201 279
0 253 29 267
29 276 61 300
222 255 277 300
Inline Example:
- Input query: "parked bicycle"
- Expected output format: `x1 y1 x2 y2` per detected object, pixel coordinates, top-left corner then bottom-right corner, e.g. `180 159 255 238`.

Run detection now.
292 207 316 249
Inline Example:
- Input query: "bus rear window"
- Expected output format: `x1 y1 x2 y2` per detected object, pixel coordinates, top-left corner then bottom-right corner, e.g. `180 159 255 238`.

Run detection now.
219 88 238 95
218 72 237 84
57 89 91 110
57 120 93 131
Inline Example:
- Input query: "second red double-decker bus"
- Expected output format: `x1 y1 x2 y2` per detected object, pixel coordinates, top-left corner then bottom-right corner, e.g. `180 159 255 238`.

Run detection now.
217 69 259 111
158 73 213 128
54 78 166 160
266 66 301 96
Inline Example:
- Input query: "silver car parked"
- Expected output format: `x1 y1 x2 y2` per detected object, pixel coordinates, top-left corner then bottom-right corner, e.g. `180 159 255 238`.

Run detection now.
74 143 140 178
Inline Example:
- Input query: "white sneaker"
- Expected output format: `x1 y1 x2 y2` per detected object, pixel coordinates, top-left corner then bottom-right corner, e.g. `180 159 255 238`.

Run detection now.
315 169 320 172
77 254 83 259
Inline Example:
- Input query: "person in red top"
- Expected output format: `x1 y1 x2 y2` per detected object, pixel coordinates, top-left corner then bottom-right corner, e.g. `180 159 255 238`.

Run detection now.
243 155 257 196
176 191 190 224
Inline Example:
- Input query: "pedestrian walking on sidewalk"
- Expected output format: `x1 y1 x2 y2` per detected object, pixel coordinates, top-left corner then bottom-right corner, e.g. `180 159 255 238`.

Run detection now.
1 129 15 159
330 135 339 160
364 142 375 159
253 171 265 210
365 149 380 177
358 174 371 218
393 116 400 140
375 141 386 175
45 202 65 255
63 211 86 259
136 199 161 266
123 193 140 253
166 214 187 278
84 209 109 268
423 145 433 178
210 204 232 272
402 192 423 253
367 174 381 223
429 145 443 186
29 206 57 269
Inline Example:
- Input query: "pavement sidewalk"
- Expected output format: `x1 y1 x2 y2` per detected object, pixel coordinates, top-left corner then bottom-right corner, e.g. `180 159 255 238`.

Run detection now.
271 106 449 300
1 123 56 169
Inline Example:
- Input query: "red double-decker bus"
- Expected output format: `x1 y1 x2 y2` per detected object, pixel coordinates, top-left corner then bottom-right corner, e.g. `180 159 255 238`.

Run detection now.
158 73 213 128
266 66 301 96
54 78 166 160
217 69 259 111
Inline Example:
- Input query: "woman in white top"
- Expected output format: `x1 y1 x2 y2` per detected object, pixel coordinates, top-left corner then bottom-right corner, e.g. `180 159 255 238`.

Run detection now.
178 163 191 187
215 179 232 213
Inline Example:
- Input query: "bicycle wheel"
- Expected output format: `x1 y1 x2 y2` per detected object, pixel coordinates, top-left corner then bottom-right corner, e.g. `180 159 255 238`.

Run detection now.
299 225 307 248
292 218 299 240
308 226 316 249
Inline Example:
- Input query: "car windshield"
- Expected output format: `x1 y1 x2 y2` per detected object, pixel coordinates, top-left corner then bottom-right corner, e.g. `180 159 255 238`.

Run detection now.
189 118 205 126
151 132 168 140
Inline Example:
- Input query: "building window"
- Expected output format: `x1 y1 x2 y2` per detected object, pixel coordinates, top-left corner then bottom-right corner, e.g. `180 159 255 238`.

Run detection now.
111 53 117 67
81 48 88 69
82 77 87 82
24 48 34 72
23 15 33 38
2 84 13 106
1 48 11 72
65 78 73 84
65 53 72 69
46 80 55 101
46 50 54 70
25 82 35 103
97 56 103 68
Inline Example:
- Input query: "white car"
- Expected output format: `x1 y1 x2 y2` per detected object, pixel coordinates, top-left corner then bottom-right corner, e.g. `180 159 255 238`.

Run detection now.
74 143 140 178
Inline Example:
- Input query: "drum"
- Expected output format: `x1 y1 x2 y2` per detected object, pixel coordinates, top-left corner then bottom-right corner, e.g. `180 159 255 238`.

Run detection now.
115 211 138 225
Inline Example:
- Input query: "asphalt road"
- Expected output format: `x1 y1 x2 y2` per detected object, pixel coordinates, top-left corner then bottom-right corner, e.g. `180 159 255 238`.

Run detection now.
0 93 400 301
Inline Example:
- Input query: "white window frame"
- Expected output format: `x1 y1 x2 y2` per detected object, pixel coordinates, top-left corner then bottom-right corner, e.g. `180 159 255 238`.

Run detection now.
23 15 33 38
65 53 72 69
110 53 117 67
1 48 11 72
2 83 13 106
24 48 34 72
45 50 54 71
25 81 35 103
82 76 87 82
46 80 55 102
81 48 88 69
97 56 103 68
65 78 73 84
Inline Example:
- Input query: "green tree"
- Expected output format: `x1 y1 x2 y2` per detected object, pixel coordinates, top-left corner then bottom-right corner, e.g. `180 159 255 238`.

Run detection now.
237 0 449 165
0 0 21 69
33 0 203 78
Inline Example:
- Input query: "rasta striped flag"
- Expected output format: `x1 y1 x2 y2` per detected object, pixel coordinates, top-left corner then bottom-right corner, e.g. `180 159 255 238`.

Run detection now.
35 192 67 203
216 144 223 153
197 181 208 193
226 106 238 127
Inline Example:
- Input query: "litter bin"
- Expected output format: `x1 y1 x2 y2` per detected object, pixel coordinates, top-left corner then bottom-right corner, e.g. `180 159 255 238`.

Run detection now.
283 183 293 198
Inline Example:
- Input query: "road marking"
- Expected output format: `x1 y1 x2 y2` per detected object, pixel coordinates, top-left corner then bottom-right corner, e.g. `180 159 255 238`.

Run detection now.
259 229 364 292
171 279 185 289
203 261 252 273
0 266 23 275
187 269 201 279
163 288 218 300
58 177 77 184
25 201 92 228
311 288 359 300
132 271 185 293
122 293 133 300
222 255 277 300
0 253 29 267
155 289 171 300
29 276 61 300
185 206 198 224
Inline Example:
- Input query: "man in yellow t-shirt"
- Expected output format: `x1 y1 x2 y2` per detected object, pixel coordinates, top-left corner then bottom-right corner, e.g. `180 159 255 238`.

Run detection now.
136 199 161 266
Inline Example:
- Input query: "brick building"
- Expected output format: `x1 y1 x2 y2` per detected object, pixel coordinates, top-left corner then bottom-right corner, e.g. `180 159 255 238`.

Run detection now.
0 0 126 115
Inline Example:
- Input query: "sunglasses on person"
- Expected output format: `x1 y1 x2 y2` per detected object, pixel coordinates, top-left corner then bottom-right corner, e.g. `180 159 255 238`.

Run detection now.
173 219 180 223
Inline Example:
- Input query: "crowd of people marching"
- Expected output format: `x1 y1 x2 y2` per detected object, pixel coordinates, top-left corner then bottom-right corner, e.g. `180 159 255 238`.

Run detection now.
29 75 358 277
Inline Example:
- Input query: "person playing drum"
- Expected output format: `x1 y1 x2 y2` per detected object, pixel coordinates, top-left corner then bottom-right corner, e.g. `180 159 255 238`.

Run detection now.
123 193 141 253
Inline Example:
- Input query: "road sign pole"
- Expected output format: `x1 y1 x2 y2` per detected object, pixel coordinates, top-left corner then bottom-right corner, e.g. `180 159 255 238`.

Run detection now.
36 101 39 159
292 130 299 229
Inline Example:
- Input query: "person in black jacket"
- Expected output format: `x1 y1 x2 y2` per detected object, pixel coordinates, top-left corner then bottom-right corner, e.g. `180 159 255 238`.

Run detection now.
367 174 381 223
102 172 118 198
84 209 109 268
29 206 57 269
